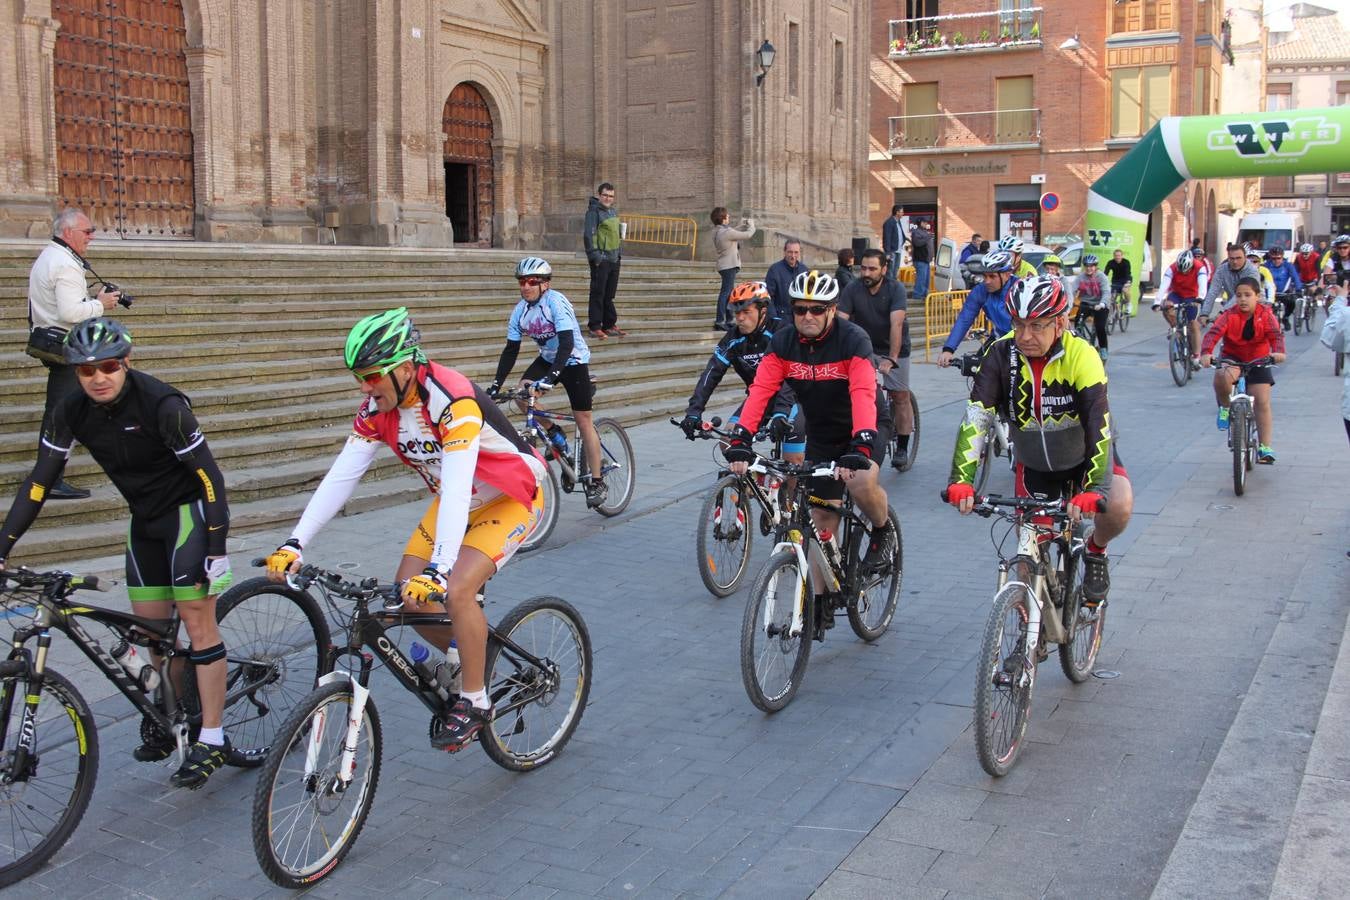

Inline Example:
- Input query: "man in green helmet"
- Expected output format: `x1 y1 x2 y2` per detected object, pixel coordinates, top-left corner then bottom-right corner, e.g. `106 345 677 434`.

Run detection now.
264 308 548 751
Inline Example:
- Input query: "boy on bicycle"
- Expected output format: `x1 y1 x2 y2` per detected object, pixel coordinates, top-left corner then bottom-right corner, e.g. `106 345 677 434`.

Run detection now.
266 308 547 751
1200 277 1286 463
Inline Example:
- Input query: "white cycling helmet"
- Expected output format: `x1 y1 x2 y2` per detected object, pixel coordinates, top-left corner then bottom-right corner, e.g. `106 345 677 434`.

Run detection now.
980 250 1015 273
1299 243 1314 254
1175 250 1194 274
1334 234 1350 247
997 235 1025 254
514 256 553 279
787 270 840 303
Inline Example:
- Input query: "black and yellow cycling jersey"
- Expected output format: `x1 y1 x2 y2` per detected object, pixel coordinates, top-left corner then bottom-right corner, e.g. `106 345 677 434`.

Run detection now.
950 332 1114 496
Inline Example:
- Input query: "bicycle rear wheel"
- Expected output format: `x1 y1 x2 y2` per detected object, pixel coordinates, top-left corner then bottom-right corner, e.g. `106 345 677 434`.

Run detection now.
518 463 561 554
974 580 1036 777
215 578 333 756
847 507 902 641
1167 330 1188 387
1057 547 1106 683
696 475 753 597
479 596 592 772
581 418 636 517
1231 405 1248 496
0 664 98 887
894 392 920 472
252 682 381 889
740 549 812 712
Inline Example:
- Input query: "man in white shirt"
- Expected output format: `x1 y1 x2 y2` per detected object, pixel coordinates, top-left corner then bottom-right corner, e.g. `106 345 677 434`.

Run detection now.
28 208 121 499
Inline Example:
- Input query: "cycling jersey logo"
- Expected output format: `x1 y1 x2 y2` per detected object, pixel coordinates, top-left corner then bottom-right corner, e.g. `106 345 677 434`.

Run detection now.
398 438 439 456
1206 116 1340 159
784 361 847 381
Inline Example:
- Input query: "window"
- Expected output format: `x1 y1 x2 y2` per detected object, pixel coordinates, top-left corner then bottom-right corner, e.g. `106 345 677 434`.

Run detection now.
1111 0 1175 34
900 81 939 148
904 0 938 41
995 76 1035 144
1337 81 1350 106
999 0 1038 39
1111 66 1171 138
1266 82 1292 112
833 39 845 112
1193 67 1209 116
788 22 800 98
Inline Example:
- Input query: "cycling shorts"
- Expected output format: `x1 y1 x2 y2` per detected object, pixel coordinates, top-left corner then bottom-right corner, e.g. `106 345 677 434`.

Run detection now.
871 354 911 393
1014 446 1128 501
126 501 211 603
800 438 873 503
1218 361 1275 386
522 357 595 412
729 400 806 455
1164 295 1201 322
404 485 546 570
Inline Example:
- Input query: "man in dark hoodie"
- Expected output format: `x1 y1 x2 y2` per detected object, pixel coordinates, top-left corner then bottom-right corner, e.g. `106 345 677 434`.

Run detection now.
583 182 625 338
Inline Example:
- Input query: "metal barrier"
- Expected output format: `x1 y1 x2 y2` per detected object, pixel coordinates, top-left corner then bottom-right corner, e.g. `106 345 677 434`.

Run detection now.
922 290 983 362
619 214 698 260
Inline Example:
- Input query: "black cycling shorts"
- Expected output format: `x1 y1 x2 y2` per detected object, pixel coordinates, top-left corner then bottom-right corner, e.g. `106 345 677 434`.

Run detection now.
126 501 210 602
803 439 851 502
522 357 595 412
1015 446 1128 501
1220 361 1275 386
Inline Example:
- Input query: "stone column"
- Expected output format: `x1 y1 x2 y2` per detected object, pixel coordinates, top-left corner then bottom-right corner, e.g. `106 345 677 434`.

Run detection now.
1 6 61 236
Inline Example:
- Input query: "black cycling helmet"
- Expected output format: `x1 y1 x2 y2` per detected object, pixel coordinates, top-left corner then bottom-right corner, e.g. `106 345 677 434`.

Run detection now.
64 317 132 364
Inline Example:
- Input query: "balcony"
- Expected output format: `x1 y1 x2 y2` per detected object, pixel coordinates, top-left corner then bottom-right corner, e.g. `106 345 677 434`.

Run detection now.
888 108 1041 154
888 6 1043 58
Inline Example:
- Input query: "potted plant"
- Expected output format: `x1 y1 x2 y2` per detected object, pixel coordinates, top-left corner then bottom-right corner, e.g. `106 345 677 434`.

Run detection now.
999 25 1013 44
979 28 991 44
952 31 966 47
1030 20 1041 40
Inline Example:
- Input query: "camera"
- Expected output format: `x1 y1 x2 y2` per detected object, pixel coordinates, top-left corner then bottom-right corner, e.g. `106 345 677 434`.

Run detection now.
956 352 981 377
102 281 134 308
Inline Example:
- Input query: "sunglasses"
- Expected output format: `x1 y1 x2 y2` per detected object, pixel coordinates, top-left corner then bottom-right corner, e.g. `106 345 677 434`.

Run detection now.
352 369 386 385
517 277 545 287
792 304 830 317
75 360 122 377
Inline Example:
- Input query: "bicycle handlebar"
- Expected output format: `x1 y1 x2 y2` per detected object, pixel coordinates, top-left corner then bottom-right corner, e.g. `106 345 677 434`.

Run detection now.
939 490 1106 516
1215 356 1276 371
0 568 105 593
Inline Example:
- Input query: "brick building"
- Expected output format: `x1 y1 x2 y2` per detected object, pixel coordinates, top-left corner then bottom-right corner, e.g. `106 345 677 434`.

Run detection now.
1 1 870 261
868 0 1246 270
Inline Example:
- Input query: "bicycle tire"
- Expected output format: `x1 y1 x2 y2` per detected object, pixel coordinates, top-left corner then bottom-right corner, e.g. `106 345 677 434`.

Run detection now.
1335 352 1345 377
0 664 99 887
580 417 636 517
1057 547 1105 683
1108 305 1119 335
518 463 561 554
740 549 812 712
973 429 995 496
1246 411 1258 472
895 393 920 473
251 681 382 889
1118 302 1130 333
1293 301 1304 336
1167 330 1188 387
695 475 754 597
973 579 1036 777
847 506 902 641
214 577 333 756
1231 405 1248 496
479 596 592 771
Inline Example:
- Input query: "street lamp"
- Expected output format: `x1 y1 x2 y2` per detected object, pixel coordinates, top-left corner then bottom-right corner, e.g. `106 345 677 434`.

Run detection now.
1058 34 1081 51
755 39 776 87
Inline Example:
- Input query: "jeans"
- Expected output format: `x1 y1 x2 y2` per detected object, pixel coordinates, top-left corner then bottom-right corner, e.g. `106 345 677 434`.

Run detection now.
715 267 739 325
587 256 621 331
912 261 930 303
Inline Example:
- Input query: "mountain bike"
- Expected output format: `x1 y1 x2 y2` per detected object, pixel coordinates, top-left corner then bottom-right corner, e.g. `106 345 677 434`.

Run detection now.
1293 286 1318 336
886 389 921 473
1072 307 1101 349
1109 285 1131 333
740 458 902 712
941 491 1106 777
1165 300 1201 387
493 387 636 550
249 561 591 888
0 567 329 886
1216 356 1273 497
951 350 1014 495
670 416 793 598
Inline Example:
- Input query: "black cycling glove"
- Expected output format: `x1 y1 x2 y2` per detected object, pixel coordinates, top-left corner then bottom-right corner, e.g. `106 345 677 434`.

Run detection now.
722 425 756 464
767 414 791 443
836 430 877 470
679 415 702 441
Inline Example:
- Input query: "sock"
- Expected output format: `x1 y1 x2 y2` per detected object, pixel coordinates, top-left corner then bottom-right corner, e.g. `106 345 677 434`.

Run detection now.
1086 537 1107 556
462 688 490 711
895 433 910 452
198 726 225 746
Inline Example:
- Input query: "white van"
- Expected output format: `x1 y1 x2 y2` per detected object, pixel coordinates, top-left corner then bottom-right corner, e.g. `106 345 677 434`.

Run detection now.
1237 209 1304 253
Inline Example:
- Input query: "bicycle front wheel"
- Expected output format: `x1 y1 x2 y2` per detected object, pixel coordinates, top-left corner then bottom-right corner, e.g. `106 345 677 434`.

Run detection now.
1058 548 1106 683
696 475 754 597
582 417 636 517
1293 301 1304 335
0 664 99 887
847 507 902 642
1167 331 1189 387
480 596 592 772
740 549 813 712
1118 300 1131 332
974 581 1036 777
252 681 382 889
215 578 333 756
1230 405 1248 496
518 463 562 554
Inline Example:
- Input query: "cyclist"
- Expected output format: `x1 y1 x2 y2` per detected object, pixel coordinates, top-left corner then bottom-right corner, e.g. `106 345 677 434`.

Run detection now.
997 235 1038 279
1152 250 1209 369
679 281 805 464
1040 254 1063 278
1323 234 1350 288
1265 246 1303 331
1194 246 1215 283
945 276 1133 604
0 318 241 788
1072 253 1112 361
936 250 1017 367
1246 247 1277 307
265 308 547 752
488 256 607 509
1295 242 1322 289
1103 249 1133 311
722 271 898 574
1201 243 1259 323
1200 276 1286 463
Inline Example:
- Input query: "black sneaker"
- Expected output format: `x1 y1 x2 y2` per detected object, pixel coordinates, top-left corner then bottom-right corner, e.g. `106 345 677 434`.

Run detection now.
170 738 233 789
1083 551 1110 605
47 479 90 501
584 479 608 509
890 449 908 471
431 698 491 752
862 519 897 575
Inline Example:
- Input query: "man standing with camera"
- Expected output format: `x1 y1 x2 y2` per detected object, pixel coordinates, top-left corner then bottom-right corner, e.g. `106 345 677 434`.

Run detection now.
27 208 123 500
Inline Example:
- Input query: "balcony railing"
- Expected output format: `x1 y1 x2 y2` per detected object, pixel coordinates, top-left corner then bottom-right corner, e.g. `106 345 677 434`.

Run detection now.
888 108 1042 152
888 6 1043 57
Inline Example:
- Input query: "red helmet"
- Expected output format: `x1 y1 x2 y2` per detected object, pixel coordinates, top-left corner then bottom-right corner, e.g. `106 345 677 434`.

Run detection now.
1005 275 1069 320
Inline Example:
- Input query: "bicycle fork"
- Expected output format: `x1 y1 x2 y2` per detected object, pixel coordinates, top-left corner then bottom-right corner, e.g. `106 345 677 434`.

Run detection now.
307 668 371 791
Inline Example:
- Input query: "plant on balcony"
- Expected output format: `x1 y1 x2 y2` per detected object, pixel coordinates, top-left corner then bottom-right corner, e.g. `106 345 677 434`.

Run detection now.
890 38 902 54
952 31 966 47
932 31 947 48
999 25 1013 44
979 28 991 43
1030 20 1040 39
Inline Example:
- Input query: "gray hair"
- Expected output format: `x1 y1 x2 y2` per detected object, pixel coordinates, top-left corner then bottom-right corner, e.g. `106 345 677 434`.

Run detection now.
52 207 87 237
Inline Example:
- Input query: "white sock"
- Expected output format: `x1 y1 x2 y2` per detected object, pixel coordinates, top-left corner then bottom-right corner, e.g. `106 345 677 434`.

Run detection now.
198 726 225 746
462 688 490 711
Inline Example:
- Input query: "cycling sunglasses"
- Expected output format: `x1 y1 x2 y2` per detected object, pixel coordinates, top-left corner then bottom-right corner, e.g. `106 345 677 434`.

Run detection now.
75 360 123 377
792 304 831 317
517 277 546 287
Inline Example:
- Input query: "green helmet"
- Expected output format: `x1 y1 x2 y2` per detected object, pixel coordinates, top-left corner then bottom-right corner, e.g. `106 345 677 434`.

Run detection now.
344 308 424 373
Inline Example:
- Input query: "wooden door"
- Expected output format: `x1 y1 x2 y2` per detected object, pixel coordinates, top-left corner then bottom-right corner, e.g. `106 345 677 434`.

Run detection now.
53 0 195 238
443 83 495 246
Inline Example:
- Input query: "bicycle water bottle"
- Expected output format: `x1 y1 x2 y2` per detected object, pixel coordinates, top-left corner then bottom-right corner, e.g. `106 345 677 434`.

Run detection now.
409 641 451 702
814 529 842 591
444 640 462 694
547 424 569 454
111 639 161 692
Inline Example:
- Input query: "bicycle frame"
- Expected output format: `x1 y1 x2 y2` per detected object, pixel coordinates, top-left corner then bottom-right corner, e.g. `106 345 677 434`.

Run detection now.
996 523 1072 659
503 390 621 490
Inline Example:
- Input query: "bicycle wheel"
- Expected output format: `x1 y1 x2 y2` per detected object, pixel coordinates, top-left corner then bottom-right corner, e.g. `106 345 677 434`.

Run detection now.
1057 547 1106 683
251 681 381 889
580 417 636 517
0 664 98 887
894 393 920 472
1230 405 1248 496
518 463 561 554
479 596 592 771
1335 352 1345 377
973 579 1036 777
1118 299 1131 332
215 577 333 756
740 549 813 712
1108 304 1119 335
1167 330 1188 387
696 475 754 598
847 507 902 642
1293 300 1304 336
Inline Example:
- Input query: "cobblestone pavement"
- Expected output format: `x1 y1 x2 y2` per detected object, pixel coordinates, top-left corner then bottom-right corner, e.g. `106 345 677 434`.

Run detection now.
7 312 1348 899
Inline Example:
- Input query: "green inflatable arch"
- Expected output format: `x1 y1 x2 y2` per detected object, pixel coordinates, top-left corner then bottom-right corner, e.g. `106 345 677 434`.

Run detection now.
1085 107 1349 302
